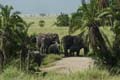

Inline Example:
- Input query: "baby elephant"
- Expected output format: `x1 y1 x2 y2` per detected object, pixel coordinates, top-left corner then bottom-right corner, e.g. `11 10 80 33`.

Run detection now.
48 42 60 54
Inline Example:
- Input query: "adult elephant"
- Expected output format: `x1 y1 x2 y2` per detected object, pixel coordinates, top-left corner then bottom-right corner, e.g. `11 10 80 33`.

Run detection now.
62 35 74 56
36 33 60 54
62 35 88 57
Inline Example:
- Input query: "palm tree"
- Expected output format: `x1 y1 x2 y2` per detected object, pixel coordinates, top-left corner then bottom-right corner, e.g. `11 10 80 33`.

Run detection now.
108 0 120 66
18 21 34 70
69 0 113 65
0 4 35 71
0 4 24 59
98 0 120 62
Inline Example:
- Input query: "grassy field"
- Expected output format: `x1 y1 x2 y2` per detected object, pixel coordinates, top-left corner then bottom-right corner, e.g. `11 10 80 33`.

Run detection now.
25 16 69 38
25 16 114 49
0 16 118 80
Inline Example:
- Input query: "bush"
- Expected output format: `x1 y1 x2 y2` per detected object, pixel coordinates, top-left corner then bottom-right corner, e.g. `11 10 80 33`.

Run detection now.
39 20 45 27
55 13 70 26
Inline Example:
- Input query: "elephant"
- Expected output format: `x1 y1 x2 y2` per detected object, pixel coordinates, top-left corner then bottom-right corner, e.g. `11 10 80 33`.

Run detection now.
27 51 44 72
62 35 88 57
31 51 43 66
48 42 60 54
62 35 74 56
36 33 60 54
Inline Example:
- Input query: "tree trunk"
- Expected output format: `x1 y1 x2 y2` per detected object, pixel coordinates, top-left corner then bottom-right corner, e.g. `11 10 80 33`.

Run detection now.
99 0 109 9
0 51 3 73
26 50 30 73
20 50 22 71
0 35 6 72
89 23 114 65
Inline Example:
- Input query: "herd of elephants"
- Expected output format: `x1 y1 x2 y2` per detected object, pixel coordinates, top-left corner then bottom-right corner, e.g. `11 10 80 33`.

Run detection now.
32 33 89 57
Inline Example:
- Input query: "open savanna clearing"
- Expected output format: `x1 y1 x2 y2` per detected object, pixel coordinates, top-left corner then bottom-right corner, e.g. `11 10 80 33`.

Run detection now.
24 16 114 42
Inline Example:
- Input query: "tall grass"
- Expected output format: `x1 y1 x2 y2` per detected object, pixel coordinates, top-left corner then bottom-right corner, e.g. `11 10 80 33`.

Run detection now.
0 66 120 80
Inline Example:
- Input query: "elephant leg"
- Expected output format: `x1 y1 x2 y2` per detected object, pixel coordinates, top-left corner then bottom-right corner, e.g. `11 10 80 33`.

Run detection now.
84 47 88 56
57 49 60 55
64 48 68 57
42 47 46 54
69 49 72 56
76 50 80 56
72 52 75 56
41 47 43 53
44 48 46 54
46 47 49 54
39 47 42 53
70 51 73 56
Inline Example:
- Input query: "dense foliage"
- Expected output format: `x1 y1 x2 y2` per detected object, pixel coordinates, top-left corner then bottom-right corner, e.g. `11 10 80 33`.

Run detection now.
55 13 70 26
0 4 34 72
69 0 120 69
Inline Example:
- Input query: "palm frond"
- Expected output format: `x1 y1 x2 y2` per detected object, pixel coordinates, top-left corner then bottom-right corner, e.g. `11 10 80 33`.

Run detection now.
101 30 112 49
98 8 112 18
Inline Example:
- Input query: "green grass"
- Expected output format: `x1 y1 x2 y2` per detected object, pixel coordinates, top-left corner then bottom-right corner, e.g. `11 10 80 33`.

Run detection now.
24 16 69 39
28 26 69 39
41 54 63 67
25 16 115 41
0 66 120 80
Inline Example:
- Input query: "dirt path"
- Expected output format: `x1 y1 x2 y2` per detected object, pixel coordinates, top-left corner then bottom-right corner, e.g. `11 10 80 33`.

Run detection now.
40 57 94 74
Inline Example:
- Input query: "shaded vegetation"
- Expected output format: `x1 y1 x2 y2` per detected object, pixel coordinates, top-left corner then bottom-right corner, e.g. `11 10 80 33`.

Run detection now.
55 13 70 26
69 0 120 71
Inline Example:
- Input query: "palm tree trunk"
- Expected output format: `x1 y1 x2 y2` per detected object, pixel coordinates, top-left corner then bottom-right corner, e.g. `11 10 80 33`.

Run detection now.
0 51 3 73
99 0 109 9
0 34 6 72
26 50 30 73
20 50 22 71
89 23 114 65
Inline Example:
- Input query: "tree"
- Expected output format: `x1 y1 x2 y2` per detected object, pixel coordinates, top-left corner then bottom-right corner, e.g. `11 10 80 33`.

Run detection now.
39 20 45 27
97 0 120 67
0 4 24 60
109 0 120 67
98 0 109 9
0 4 34 71
55 13 70 26
69 0 113 65
69 9 83 33
19 21 34 70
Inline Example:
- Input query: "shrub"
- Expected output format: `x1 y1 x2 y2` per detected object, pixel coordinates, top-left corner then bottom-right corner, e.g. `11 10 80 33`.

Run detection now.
55 13 70 26
39 20 45 27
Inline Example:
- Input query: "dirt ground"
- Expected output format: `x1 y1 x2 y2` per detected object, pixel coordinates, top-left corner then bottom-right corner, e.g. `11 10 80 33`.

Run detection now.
40 57 94 74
